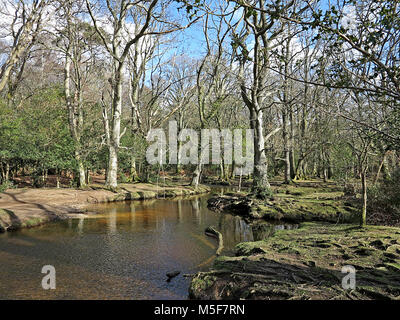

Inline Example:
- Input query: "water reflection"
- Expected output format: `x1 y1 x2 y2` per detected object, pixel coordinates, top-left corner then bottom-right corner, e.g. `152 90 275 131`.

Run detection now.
70 195 296 250
0 191 295 300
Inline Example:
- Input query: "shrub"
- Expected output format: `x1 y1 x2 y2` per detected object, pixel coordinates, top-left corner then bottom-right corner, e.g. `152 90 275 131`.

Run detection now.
0 181 14 193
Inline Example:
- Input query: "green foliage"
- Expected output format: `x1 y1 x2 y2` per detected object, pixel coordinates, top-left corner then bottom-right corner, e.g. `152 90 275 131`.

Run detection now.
0 181 14 193
0 86 75 180
368 168 400 218
330 142 354 180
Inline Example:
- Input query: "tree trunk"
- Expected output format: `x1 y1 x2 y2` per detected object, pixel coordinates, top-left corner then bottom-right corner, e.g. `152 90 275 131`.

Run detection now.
361 169 367 227
86 168 90 185
64 15 86 189
176 139 182 174
106 144 119 188
253 110 270 193
105 62 123 188
282 110 291 184
374 152 387 185
78 157 86 188
230 160 236 179
130 155 137 182
191 163 202 188
220 160 224 181
5 162 10 182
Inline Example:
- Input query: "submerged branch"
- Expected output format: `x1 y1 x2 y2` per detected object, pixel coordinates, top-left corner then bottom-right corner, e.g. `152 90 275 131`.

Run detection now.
205 226 224 256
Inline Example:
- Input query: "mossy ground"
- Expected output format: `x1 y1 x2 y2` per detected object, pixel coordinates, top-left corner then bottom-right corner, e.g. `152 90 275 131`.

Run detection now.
192 181 400 300
209 180 359 223
190 222 400 300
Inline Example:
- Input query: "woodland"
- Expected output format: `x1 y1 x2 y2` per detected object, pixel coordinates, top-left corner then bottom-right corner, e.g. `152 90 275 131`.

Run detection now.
0 0 400 228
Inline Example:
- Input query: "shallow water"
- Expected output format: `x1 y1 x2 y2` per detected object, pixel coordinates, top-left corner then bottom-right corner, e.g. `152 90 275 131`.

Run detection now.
0 190 294 300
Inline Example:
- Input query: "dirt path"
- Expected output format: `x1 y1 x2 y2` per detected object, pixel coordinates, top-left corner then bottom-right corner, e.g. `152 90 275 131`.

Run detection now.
0 183 210 232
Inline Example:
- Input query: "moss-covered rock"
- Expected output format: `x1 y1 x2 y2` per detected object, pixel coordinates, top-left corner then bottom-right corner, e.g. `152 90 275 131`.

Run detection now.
235 241 269 256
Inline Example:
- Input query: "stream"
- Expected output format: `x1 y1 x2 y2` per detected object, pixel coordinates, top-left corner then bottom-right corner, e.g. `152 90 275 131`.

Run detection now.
0 188 294 299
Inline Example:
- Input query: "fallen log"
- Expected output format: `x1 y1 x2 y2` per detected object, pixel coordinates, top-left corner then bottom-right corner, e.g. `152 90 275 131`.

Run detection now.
205 226 224 256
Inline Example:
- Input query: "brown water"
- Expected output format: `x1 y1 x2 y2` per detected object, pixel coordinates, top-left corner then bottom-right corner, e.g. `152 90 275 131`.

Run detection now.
0 190 294 300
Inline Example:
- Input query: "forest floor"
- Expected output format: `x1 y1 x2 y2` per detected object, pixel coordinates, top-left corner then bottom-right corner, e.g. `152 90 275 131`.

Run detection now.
207 180 359 224
190 222 400 300
190 180 400 300
0 182 210 233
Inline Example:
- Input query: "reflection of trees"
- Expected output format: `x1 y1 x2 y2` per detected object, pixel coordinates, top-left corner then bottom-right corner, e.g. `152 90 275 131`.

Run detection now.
217 214 298 249
177 200 182 223
140 200 157 206
142 213 149 229
107 207 117 235
252 224 275 241
218 215 254 249
129 202 136 229
77 216 85 235
191 198 200 224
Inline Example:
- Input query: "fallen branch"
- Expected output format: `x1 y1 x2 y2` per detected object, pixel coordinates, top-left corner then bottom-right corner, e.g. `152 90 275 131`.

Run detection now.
205 226 224 256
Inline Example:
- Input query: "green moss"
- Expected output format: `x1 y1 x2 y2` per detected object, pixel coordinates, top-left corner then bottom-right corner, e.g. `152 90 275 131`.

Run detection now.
0 209 49 231
385 262 400 272
236 241 269 256
257 185 358 223
190 221 400 300
22 217 46 228
190 274 216 291
0 208 14 216
208 181 359 224
129 192 142 200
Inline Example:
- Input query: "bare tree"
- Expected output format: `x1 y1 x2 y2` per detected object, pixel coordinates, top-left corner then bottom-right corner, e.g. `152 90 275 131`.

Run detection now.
228 0 296 195
0 0 49 93
51 0 104 187
86 0 196 188
191 10 234 187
